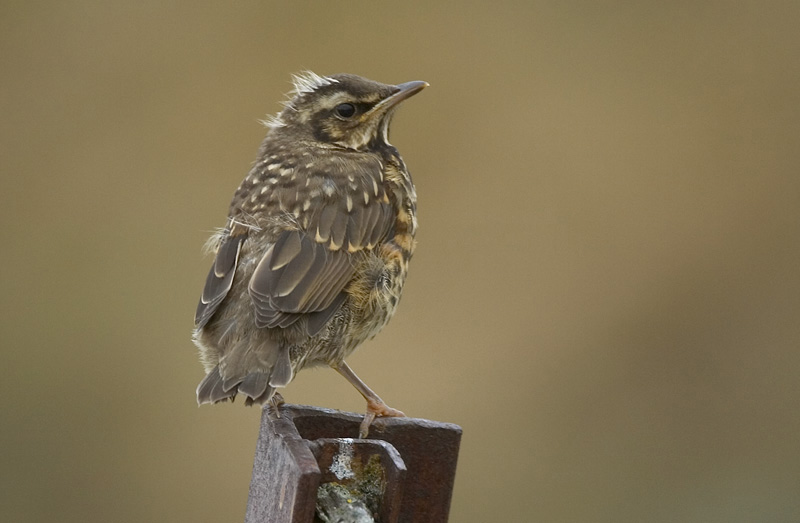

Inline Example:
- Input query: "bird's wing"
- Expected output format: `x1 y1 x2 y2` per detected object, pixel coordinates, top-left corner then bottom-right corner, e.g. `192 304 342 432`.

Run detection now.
194 224 248 328
248 166 394 336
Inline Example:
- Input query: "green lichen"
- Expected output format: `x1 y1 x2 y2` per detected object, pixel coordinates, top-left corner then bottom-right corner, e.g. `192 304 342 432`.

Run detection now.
316 454 386 522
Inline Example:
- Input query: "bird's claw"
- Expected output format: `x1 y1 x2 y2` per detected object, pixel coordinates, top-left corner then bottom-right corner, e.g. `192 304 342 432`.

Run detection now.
359 399 405 438
265 392 285 419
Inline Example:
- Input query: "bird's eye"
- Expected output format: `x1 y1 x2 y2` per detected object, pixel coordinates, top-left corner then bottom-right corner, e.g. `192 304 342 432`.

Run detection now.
334 103 356 118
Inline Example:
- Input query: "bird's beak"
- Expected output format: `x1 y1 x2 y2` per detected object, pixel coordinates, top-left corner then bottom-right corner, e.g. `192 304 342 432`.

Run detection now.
373 81 429 114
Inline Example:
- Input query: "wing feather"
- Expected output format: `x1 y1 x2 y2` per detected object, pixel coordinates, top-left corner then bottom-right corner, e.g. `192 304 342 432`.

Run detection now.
272 236 318 297
346 207 368 250
370 204 393 246
316 205 337 242
242 159 394 336
269 230 302 270
195 230 246 328
329 207 349 249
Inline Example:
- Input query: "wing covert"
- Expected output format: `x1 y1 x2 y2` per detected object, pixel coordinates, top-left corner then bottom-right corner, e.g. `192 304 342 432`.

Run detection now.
247 194 393 333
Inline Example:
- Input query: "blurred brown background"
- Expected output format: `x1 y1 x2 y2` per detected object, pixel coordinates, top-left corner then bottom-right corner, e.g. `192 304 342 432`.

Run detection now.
2 2 799 522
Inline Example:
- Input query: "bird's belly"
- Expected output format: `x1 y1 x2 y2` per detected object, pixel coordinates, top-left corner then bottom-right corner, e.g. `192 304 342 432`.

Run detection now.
349 243 410 337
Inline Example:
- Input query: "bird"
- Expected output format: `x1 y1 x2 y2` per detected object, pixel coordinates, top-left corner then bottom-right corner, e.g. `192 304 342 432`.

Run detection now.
192 72 427 438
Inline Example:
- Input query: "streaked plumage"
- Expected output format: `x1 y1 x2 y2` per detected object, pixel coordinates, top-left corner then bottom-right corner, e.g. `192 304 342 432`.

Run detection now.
193 73 426 436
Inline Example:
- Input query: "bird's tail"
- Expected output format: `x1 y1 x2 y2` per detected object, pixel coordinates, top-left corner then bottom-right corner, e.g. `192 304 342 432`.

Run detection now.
196 366 277 406
196 344 293 406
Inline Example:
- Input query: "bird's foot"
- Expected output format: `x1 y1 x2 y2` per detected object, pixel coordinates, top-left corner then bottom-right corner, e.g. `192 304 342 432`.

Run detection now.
265 391 285 419
359 398 405 439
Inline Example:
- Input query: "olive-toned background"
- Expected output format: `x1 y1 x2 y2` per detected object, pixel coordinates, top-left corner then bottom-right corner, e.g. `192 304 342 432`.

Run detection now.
2 2 799 522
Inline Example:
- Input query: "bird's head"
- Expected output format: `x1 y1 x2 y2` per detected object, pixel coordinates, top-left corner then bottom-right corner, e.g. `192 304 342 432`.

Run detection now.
266 72 428 151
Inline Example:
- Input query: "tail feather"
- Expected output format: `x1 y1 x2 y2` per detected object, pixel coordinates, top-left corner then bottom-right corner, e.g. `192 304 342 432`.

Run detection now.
243 384 275 406
198 338 294 406
239 372 271 399
222 376 244 392
198 366 278 407
268 345 293 388
197 367 237 404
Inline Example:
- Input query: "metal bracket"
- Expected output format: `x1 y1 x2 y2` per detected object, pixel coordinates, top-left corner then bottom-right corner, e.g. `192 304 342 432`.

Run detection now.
244 404 462 523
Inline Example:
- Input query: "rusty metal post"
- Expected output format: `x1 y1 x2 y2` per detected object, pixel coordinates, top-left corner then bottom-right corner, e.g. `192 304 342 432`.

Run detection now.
244 404 462 523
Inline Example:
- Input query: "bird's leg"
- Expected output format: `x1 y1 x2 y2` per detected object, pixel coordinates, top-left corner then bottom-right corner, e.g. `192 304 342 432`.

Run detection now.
333 361 405 438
